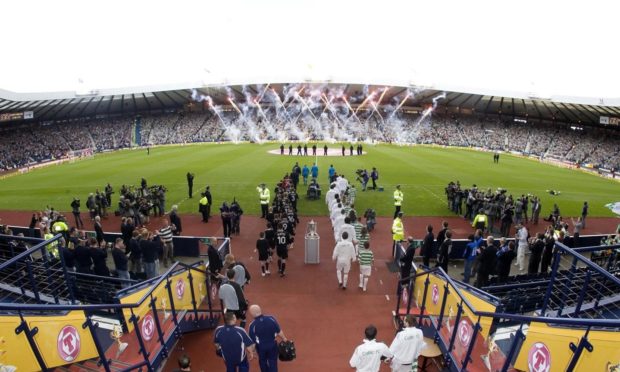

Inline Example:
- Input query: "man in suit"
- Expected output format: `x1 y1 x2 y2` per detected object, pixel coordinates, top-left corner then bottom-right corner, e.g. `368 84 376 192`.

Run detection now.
421 224 434 268
476 236 497 288
186 172 194 198
169 205 182 236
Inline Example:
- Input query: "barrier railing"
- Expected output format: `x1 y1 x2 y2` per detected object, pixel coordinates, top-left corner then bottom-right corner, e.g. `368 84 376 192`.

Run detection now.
0 259 221 371
393 241 620 371
540 242 620 319
0 233 73 305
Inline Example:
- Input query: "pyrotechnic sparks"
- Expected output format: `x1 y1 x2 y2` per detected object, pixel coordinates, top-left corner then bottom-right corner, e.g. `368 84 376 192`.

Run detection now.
189 85 443 144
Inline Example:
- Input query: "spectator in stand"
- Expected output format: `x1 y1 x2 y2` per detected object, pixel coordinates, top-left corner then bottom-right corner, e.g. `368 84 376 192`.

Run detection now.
158 219 175 267
476 236 497 288
436 230 452 273
75 233 92 274
463 234 478 284
515 224 529 272
421 224 434 268
112 238 130 287
94 215 105 246
141 230 161 279
540 225 555 273
528 233 545 274
90 238 110 277
3 111 619 172
129 230 143 276
170 205 182 236
496 240 516 283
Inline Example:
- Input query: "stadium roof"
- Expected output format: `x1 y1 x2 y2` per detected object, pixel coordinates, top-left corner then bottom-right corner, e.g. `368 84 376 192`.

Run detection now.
1 0 620 102
1 84 620 127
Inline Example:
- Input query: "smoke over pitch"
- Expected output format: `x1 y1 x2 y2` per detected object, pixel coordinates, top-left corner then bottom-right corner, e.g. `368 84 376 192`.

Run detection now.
191 86 446 144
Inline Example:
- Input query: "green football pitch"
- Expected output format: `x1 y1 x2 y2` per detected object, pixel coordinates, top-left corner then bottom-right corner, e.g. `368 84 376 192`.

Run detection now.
0 143 618 217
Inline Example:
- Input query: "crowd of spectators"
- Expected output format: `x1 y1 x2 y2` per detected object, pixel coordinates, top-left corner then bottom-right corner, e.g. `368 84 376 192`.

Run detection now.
2 110 620 172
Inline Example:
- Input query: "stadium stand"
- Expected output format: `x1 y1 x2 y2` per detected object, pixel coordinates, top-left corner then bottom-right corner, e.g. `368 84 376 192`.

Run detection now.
2 111 620 172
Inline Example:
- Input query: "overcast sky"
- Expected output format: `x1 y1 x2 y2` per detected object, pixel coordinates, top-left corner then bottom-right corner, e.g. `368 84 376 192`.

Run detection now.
1 0 619 98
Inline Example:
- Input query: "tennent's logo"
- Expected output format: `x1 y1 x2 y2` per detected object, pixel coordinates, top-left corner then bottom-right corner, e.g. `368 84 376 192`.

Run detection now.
528 342 551 372
431 284 439 304
176 279 185 299
57 325 80 362
141 314 155 341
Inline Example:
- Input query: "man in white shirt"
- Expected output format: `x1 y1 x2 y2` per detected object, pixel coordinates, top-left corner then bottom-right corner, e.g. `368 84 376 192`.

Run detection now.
350 325 393 372
333 209 347 241
330 202 344 222
332 232 357 289
389 315 424 372
325 183 338 205
338 217 357 245
515 224 528 271
329 195 342 212
337 175 349 194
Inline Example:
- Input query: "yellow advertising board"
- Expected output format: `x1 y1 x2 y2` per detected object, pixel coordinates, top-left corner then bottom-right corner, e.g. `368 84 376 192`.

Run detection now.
119 265 208 332
414 271 496 339
0 316 40 372
570 328 620 371
514 323 578 372
30 311 99 368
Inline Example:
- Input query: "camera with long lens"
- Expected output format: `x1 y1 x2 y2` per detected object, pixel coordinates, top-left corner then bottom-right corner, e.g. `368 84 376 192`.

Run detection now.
355 169 365 183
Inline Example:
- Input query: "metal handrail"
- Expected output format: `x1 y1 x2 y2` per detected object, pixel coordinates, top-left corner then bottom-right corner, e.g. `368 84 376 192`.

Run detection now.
555 241 620 287
573 243 620 253
0 233 62 271
0 261 209 313
70 270 139 284
401 266 479 314
0 233 44 243
400 263 620 328
115 261 206 296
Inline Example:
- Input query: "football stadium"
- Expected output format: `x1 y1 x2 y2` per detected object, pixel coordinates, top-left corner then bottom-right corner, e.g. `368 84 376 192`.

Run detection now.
1 1 620 371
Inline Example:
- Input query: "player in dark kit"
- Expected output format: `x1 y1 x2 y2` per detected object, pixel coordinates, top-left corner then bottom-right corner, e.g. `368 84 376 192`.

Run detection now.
275 223 291 277
256 231 271 276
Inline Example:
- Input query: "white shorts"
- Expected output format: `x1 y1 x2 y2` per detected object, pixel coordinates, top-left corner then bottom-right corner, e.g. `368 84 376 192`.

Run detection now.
360 265 372 276
336 260 351 273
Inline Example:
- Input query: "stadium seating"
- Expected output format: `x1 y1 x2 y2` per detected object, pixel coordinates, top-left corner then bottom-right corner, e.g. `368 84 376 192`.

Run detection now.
2 111 620 171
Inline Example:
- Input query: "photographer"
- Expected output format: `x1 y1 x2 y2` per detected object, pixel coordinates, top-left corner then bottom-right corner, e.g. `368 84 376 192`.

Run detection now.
105 183 114 207
356 169 369 191
70 197 84 229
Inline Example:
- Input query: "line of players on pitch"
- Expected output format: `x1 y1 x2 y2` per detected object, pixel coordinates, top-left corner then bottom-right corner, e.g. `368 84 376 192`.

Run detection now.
325 172 377 291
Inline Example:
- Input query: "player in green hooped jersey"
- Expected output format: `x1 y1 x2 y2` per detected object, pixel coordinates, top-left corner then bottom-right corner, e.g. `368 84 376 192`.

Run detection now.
358 241 374 292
